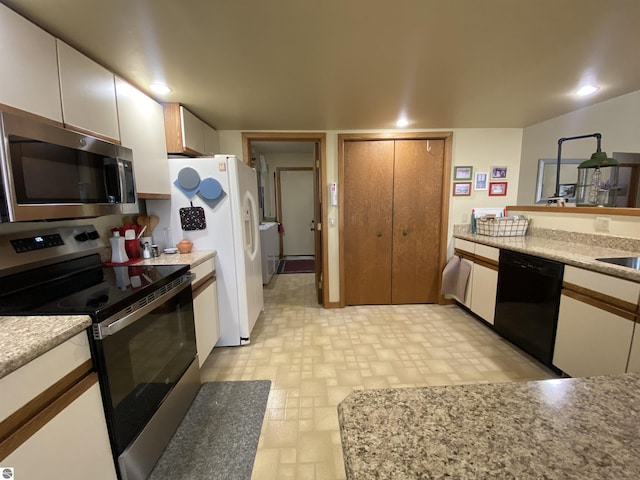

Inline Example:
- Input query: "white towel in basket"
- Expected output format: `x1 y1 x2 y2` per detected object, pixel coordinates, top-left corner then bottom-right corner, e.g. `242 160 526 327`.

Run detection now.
441 256 472 299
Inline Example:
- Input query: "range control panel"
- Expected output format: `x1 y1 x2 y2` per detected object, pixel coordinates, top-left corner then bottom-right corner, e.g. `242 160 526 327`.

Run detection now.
11 233 65 253
0 225 106 278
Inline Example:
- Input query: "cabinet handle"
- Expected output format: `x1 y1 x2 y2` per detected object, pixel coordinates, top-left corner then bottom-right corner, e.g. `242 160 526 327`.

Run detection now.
376 232 382 237
402 230 409 237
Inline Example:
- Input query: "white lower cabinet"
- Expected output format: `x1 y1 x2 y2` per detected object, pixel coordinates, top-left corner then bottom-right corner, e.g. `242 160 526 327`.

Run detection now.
553 294 635 377
469 263 498 325
4 381 117 480
627 326 640 373
1 332 116 479
192 259 220 367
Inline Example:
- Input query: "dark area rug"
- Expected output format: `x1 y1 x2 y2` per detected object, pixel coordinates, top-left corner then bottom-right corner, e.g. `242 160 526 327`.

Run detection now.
148 380 271 480
277 259 315 273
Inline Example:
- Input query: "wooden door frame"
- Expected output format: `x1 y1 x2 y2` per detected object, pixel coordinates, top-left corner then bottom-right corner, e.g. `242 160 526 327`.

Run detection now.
338 132 453 307
242 132 328 307
275 167 314 257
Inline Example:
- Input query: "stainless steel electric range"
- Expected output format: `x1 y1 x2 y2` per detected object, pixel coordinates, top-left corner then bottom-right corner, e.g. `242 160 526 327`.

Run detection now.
0 225 200 480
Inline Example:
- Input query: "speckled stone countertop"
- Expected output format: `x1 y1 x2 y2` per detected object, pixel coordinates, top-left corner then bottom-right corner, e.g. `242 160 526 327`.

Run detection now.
339 374 640 479
0 250 216 380
0 315 92 379
454 228 640 282
137 250 216 268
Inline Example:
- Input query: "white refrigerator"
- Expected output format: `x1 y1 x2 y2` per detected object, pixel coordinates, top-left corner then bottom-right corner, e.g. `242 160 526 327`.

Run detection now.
149 155 264 346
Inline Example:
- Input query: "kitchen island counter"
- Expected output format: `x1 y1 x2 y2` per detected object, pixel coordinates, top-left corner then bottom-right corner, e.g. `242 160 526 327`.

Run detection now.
338 374 640 479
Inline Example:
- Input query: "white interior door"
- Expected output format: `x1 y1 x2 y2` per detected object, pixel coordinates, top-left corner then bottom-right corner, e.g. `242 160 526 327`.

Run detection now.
281 169 314 256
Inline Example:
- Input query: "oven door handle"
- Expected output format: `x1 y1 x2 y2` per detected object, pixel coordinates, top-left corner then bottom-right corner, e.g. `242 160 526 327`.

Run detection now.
93 273 193 340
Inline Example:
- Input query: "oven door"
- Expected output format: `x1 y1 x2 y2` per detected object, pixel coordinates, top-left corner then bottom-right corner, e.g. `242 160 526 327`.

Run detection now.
91 275 196 456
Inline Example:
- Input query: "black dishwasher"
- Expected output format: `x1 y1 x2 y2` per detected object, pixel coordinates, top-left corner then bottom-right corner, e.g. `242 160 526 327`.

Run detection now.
494 250 564 367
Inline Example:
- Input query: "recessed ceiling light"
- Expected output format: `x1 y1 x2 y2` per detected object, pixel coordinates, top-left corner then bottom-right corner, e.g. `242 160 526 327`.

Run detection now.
396 118 410 128
575 85 599 96
150 83 172 95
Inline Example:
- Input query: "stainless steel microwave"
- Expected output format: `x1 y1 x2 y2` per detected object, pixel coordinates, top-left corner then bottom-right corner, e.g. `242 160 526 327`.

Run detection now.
0 111 138 222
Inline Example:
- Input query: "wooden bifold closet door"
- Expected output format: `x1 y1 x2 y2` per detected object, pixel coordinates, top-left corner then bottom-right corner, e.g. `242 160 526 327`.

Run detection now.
344 138 444 305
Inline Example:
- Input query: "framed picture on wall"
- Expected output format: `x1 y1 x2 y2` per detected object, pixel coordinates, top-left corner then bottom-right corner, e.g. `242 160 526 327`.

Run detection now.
491 166 508 179
454 166 473 181
558 183 576 198
474 172 488 191
489 181 508 196
453 182 472 196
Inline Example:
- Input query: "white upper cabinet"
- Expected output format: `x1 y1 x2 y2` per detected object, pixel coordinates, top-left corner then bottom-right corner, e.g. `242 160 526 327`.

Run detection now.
115 77 170 197
203 122 220 155
0 3 62 122
163 103 218 156
57 40 120 141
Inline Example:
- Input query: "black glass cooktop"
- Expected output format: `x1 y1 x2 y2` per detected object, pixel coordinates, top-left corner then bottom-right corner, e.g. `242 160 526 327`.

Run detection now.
0 254 189 320
596 257 640 270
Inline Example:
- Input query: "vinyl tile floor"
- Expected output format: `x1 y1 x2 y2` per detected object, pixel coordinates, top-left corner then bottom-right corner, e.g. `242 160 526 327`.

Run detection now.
200 273 558 480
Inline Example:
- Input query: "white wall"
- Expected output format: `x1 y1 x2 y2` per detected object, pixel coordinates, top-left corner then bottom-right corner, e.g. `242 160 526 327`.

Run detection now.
518 90 640 205
258 152 314 220
220 128 523 303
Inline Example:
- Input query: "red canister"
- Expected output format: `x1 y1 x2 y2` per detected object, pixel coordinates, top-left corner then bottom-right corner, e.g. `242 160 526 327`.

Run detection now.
125 239 140 258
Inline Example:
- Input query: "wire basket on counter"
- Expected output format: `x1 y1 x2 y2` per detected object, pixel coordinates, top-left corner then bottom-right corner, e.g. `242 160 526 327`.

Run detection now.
476 216 529 237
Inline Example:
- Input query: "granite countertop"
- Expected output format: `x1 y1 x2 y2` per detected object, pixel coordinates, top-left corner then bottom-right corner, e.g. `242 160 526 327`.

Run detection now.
0 250 217 380
138 250 216 268
339 374 640 479
454 230 640 282
0 315 92 379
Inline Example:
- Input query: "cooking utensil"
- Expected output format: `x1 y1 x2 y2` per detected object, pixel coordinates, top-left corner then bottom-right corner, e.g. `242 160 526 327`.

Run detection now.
137 215 149 229
136 225 147 239
148 215 160 233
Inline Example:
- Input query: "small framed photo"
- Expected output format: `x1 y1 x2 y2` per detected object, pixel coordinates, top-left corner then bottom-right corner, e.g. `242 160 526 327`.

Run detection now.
474 172 488 191
558 183 576 198
454 166 473 181
491 166 508 179
489 181 508 196
453 182 472 196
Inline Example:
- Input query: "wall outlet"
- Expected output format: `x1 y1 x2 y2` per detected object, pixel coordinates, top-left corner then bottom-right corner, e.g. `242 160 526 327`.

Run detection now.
594 216 610 233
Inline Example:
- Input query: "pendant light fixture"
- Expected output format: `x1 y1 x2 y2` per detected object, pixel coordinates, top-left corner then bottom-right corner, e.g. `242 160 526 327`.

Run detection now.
552 133 618 207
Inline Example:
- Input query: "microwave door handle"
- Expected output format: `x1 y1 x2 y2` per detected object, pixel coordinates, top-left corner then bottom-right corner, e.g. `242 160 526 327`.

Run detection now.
92 273 193 340
117 158 127 203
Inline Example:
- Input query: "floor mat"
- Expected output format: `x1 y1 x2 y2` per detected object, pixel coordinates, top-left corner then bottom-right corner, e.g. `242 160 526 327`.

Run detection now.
277 258 315 273
148 380 271 480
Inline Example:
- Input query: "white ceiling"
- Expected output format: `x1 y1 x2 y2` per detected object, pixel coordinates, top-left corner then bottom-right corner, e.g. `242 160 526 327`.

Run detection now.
3 0 640 131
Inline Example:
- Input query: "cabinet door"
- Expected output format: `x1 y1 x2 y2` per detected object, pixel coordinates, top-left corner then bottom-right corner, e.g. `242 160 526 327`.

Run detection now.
181 106 206 154
470 263 498 325
391 139 444 304
203 123 219 155
57 40 119 141
115 78 170 196
4 382 117 480
344 140 394 305
0 3 62 122
193 279 220 367
553 294 634 377
627 326 640 373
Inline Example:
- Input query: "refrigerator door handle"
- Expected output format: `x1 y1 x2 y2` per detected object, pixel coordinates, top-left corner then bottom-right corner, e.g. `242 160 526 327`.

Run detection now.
243 190 260 261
